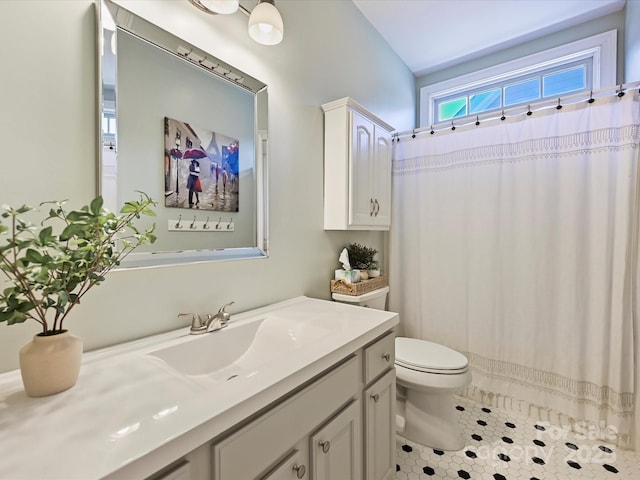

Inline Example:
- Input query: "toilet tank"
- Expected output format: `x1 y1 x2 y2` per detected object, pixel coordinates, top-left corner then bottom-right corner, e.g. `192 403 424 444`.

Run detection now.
332 286 389 310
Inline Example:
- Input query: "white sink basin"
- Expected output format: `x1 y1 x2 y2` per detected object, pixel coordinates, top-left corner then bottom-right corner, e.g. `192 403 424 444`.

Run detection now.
147 314 330 378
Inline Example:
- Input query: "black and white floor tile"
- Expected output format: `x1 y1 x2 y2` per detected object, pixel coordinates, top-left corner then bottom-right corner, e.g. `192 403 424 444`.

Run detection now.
396 396 640 480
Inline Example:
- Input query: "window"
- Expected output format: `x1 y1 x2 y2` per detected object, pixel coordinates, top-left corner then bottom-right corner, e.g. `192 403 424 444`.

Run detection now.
420 30 616 126
102 112 116 141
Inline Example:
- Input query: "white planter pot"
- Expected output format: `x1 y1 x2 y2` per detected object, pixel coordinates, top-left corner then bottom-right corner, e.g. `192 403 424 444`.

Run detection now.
19 330 83 397
368 269 381 278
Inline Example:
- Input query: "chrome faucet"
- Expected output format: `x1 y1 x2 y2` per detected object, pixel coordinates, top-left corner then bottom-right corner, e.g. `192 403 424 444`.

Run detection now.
206 301 235 331
178 302 235 335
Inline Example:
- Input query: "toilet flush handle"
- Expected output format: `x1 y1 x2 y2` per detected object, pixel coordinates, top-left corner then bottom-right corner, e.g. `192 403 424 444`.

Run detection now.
381 353 391 362
371 393 380 403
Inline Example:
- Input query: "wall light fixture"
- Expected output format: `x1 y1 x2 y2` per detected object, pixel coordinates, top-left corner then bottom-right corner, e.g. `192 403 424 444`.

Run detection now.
187 0 284 46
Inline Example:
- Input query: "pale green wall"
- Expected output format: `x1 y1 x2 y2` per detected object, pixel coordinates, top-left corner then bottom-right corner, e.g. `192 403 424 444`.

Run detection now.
417 9 626 91
626 0 640 82
0 0 415 373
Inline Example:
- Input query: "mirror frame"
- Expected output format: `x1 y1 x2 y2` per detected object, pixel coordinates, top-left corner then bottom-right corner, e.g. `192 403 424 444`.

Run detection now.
97 0 269 269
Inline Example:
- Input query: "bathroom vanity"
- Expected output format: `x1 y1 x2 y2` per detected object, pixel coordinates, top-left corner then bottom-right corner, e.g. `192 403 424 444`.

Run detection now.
0 297 398 480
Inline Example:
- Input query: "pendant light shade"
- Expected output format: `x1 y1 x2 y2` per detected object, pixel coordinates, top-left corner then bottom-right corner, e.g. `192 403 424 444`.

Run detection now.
188 0 239 15
248 0 284 46
201 0 239 14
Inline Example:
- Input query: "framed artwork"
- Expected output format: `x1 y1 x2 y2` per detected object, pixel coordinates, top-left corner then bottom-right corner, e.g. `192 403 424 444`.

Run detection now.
164 116 239 212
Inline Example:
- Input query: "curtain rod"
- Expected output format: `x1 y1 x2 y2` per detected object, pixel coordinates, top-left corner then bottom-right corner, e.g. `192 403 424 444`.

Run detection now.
394 80 640 141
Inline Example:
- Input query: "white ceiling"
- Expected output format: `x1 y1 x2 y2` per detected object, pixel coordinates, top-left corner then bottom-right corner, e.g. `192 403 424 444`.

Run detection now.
352 0 626 77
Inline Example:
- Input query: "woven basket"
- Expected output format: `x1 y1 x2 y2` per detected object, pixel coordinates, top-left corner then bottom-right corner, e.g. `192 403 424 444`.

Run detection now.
330 275 387 296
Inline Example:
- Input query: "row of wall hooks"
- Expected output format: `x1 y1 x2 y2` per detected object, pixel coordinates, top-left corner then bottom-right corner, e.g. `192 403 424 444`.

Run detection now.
391 82 639 142
168 215 234 232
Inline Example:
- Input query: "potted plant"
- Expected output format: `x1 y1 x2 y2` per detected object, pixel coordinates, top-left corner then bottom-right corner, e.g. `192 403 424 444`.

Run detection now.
0 193 156 397
346 242 378 280
367 261 381 278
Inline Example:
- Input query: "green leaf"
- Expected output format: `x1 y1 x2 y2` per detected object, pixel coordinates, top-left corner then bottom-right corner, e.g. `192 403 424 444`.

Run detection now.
60 223 86 241
5 311 28 325
16 301 36 313
24 249 45 264
65 211 91 222
90 196 104 215
38 226 54 244
15 205 32 215
119 202 137 214
0 310 15 322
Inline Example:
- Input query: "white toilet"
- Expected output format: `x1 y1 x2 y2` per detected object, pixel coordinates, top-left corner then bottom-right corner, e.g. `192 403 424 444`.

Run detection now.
332 286 471 451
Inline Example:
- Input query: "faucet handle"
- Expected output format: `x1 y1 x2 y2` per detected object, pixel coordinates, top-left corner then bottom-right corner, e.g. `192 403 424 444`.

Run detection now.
217 302 234 325
178 313 206 334
217 301 235 314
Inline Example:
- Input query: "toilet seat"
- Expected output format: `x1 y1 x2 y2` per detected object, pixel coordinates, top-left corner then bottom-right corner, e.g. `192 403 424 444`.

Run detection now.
395 337 468 375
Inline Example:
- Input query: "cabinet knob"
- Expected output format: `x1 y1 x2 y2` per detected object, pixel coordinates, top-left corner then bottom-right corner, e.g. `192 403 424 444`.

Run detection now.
292 464 306 479
371 393 380 403
381 353 391 362
319 440 331 453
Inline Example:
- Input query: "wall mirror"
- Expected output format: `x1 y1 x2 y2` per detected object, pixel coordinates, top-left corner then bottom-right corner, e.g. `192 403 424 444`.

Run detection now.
99 0 268 268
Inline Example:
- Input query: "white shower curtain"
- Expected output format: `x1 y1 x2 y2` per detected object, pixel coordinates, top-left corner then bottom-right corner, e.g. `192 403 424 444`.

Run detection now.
390 92 640 446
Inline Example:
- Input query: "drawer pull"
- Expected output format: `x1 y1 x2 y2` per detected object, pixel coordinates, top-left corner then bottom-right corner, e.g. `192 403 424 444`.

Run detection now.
292 464 306 479
381 353 391 362
371 393 380 403
319 440 331 453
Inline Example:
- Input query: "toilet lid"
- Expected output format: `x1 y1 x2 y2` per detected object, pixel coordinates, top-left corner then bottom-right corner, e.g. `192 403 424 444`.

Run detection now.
395 337 468 373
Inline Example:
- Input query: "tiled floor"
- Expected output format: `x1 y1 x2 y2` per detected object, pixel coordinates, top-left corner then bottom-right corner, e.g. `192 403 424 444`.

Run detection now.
396 396 640 479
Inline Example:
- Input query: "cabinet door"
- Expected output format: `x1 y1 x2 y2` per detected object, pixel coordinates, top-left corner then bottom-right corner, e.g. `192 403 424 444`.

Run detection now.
372 127 391 227
261 449 308 480
349 110 375 227
364 369 396 480
310 400 362 480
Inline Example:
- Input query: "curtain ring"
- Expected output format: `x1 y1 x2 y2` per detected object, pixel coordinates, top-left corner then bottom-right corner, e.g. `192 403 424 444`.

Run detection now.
475 116 480 126
500 110 506 121
556 98 562 110
526 105 532 116
617 84 625 97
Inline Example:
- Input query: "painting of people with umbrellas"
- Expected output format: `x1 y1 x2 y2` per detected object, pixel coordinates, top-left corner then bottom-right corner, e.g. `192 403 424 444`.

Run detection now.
164 116 239 212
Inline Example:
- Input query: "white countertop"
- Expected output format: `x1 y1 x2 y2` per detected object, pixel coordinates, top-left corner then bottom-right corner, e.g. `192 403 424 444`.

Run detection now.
0 296 398 480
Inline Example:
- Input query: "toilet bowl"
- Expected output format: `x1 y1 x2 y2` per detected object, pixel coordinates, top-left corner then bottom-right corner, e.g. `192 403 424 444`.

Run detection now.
395 337 471 451
331 286 471 451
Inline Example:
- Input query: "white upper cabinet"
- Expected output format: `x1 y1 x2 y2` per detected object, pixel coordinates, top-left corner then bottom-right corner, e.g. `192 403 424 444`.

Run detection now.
322 98 394 230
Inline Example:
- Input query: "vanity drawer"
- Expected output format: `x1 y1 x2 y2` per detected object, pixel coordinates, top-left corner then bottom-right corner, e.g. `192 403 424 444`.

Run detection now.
364 332 395 385
212 355 360 480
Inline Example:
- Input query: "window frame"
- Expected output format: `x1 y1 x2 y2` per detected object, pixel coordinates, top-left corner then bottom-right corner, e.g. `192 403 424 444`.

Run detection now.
419 30 617 127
